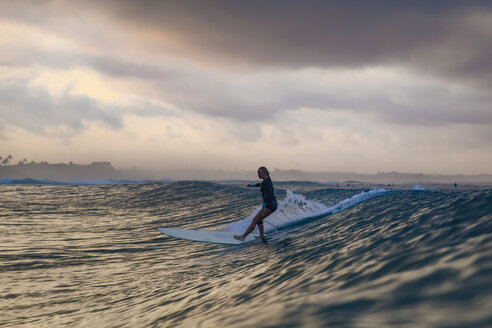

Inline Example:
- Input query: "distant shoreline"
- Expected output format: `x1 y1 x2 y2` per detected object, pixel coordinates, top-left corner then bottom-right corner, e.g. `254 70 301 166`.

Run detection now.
1 161 491 186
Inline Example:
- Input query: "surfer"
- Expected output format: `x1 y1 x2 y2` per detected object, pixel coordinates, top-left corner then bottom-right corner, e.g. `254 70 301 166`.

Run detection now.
234 167 277 240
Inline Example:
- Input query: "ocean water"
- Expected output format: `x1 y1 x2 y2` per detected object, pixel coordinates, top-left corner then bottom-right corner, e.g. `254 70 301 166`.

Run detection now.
1 180 491 327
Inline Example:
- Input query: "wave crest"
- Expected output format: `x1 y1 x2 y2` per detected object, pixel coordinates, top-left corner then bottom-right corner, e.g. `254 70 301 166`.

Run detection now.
221 188 389 234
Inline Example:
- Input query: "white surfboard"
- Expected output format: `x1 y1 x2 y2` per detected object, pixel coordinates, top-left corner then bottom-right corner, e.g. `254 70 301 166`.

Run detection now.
157 227 258 245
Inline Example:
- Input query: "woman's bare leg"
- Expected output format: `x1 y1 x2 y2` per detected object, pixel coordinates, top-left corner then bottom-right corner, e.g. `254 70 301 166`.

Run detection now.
257 222 264 238
234 208 272 240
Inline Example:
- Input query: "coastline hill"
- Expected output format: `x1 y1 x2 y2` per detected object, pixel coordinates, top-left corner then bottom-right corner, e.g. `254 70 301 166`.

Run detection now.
0 161 121 180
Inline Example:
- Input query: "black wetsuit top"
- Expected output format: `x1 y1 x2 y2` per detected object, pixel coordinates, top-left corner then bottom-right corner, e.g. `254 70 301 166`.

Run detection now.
254 177 277 212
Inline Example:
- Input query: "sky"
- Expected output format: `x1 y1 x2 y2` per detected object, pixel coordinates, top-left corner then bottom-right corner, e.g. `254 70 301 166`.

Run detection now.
1 0 492 175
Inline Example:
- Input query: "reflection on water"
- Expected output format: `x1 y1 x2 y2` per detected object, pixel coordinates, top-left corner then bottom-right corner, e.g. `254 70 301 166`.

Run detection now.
1 182 491 327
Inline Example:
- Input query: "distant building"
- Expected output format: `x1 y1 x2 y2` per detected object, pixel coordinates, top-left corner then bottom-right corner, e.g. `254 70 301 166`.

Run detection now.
91 162 113 169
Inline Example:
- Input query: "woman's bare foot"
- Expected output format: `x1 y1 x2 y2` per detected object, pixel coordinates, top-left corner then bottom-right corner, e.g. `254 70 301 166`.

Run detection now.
233 235 244 240
254 235 264 239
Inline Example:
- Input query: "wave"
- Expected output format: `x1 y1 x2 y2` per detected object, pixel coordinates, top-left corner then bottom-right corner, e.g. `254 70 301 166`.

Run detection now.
2 181 490 327
221 188 390 234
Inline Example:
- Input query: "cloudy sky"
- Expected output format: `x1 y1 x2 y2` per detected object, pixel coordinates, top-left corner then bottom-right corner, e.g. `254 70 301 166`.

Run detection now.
1 0 491 174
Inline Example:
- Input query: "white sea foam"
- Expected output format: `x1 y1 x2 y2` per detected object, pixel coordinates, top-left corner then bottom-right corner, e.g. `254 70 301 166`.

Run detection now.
221 188 390 234
412 184 427 191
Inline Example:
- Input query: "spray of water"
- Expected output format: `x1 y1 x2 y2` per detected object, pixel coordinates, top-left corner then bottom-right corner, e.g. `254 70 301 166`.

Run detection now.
221 188 390 234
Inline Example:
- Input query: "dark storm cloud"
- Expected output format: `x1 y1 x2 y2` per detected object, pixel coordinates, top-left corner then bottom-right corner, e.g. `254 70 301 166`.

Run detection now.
83 0 492 87
4 1 491 73
2 0 491 127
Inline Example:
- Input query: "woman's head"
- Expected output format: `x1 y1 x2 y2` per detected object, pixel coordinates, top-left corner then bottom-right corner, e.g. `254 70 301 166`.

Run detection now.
257 166 270 179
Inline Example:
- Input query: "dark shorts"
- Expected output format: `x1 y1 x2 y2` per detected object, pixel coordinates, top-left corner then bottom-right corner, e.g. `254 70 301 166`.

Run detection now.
262 200 277 212
266 200 278 212
258 200 277 225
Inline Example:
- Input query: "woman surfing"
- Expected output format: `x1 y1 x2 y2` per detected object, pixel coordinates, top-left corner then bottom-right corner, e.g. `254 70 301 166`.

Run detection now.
234 166 277 240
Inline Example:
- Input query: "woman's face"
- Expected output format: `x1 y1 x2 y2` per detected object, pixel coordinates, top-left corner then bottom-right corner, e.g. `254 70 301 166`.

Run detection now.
258 169 267 180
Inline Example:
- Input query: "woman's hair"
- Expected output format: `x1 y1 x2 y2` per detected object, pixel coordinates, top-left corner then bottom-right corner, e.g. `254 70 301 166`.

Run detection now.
258 166 270 176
